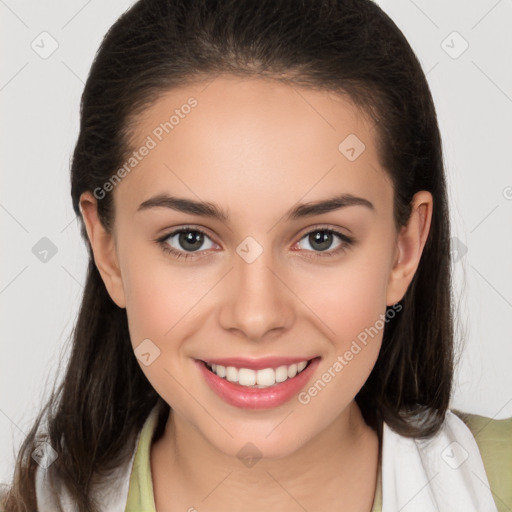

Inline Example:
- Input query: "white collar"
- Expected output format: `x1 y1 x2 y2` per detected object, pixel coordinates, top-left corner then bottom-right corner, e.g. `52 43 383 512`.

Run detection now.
381 409 498 511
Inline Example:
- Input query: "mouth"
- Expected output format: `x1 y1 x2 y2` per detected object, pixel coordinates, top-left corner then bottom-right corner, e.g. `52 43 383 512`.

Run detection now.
195 356 322 409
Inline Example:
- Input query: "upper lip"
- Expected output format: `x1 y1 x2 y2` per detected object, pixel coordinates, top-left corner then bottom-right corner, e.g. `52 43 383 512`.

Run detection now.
199 356 317 370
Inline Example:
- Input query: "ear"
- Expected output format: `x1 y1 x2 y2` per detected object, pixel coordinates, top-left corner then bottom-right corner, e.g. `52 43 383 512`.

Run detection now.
386 190 433 306
79 191 126 308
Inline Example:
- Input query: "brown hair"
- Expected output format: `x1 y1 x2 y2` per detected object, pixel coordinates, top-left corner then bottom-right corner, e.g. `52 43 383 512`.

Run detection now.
1 0 453 510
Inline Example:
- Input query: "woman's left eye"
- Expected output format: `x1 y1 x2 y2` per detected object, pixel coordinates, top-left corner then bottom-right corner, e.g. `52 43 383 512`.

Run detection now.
294 228 354 258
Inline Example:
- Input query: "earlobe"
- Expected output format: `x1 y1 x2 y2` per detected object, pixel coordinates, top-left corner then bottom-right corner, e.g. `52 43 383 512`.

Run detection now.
386 191 433 306
79 192 126 308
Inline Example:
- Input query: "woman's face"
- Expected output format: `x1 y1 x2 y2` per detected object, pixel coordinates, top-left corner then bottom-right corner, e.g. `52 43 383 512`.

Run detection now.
81 75 431 459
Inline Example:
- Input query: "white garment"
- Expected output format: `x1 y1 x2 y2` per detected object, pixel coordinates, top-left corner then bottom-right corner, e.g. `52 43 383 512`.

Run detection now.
35 408 498 511
35 428 141 512
381 410 498 511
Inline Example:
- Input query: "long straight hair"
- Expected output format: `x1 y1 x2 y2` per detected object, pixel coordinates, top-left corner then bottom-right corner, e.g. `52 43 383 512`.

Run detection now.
2 0 453 510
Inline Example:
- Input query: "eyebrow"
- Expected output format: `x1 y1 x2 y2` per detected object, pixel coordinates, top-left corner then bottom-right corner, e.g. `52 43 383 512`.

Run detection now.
137 193 375 222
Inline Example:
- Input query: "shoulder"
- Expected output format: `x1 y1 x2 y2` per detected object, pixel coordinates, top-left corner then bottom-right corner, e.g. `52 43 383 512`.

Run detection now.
451 408 512 512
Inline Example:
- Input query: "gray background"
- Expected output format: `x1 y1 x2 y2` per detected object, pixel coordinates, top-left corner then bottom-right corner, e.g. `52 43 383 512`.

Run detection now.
1 0 511 483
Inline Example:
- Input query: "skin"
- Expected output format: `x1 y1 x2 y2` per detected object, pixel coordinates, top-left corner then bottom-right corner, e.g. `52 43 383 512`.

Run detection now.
80 75 432 511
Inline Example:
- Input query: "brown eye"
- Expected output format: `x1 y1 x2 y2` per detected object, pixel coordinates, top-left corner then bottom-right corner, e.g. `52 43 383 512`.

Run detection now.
160 228 215 252
297 228 353 255
306 231 336 251
173 230 206 252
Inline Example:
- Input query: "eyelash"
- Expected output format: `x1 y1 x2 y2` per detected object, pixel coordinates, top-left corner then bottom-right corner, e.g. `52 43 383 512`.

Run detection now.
155 225 355 261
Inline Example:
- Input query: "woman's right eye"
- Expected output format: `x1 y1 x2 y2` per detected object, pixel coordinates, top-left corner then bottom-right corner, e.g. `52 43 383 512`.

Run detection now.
156 228 217 260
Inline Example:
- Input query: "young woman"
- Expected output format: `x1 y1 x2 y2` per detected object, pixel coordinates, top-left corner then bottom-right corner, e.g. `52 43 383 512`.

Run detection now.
2 0 510 511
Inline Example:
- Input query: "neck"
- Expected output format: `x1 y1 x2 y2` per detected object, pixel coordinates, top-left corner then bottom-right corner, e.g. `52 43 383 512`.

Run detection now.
150 401 380 511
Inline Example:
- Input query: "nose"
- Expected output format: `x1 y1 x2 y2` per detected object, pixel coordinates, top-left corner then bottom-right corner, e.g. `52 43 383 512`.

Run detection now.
217 243 295 342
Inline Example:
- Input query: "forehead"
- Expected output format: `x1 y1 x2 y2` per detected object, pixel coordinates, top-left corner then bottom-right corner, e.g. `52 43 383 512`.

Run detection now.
115 75 392 221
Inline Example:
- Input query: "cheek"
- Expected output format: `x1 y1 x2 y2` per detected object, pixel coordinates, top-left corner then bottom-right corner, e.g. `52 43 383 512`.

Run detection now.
124 277 172 344
294 263 390 413
121 257 208 403
298 253 391 344
291 277 387 430
120 245 203 345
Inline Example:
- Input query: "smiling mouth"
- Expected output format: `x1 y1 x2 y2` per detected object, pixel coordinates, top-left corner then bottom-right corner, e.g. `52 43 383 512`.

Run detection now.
202 358 316 389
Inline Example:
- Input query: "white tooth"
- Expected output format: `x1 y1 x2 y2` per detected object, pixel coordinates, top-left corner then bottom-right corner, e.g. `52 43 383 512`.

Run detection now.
287 363 298 378
297 361 307 372
215 364 226 378
211 363 217 372
275 365 289 383
238 368 256 386
225 366 238 383
256 368 276 387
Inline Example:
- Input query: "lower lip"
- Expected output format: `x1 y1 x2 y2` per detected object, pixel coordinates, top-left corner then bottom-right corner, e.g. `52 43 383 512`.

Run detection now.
195 357 321 410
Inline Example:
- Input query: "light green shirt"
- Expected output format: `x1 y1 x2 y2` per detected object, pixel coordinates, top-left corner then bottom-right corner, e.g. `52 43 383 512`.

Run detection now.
125 408 512 512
